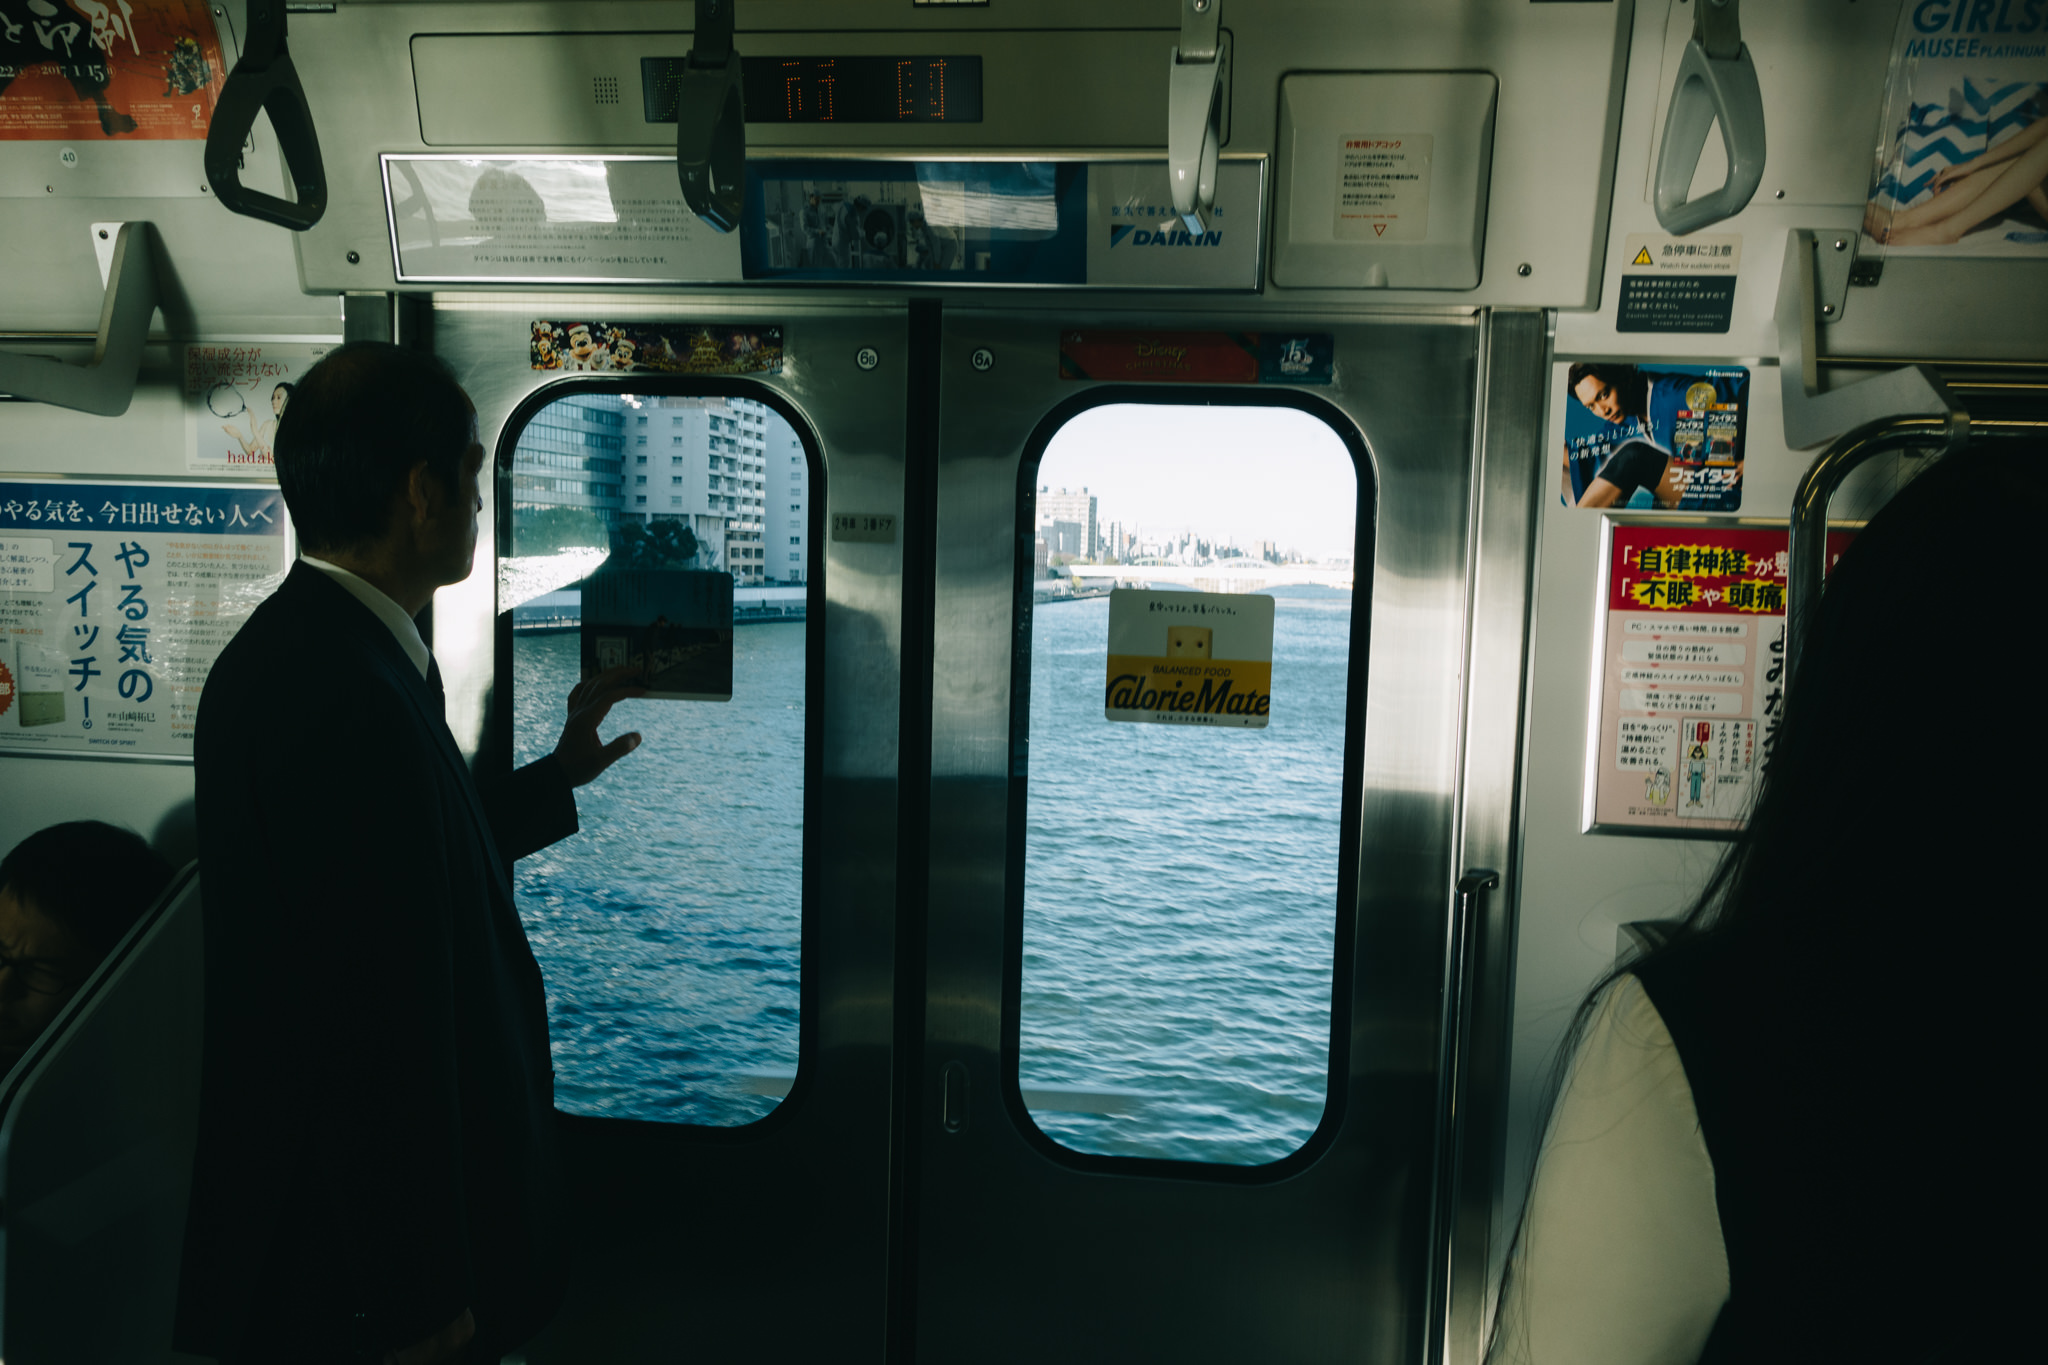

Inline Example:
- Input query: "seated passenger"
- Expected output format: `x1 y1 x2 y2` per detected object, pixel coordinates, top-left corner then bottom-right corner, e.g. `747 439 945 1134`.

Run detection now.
0 821 176 1075
1489 445 2029 1364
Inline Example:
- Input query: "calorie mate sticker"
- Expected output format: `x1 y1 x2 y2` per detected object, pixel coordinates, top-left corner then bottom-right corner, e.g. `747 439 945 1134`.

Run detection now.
1104 589 1275 729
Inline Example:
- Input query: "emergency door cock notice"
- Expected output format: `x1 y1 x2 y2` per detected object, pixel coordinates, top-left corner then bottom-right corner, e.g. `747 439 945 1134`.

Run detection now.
1105 589 1275 728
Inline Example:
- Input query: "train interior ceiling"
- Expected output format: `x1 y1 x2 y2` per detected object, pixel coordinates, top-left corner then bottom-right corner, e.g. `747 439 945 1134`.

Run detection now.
1 0 2043 1362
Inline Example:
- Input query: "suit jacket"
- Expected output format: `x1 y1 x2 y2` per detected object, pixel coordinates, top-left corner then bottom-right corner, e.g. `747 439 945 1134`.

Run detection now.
176 562 577 1358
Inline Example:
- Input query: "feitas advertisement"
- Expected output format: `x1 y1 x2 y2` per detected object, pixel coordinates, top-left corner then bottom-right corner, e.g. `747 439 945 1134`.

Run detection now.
0 0 226 141
1562 363 1748 512
1587 520 1852 836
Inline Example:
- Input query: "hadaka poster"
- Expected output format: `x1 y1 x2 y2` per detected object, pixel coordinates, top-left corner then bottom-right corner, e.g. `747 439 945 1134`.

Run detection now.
1561 363 1748 512
1862 2 2048 257
184 342 329 474
530 321 782 376
0 0 226 141
0 480 288 760
1105 589 1275 729
1587 520 1851 836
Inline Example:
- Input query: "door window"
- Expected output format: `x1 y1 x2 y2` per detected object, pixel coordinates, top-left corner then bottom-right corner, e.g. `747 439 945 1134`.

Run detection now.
1013 400 1364 1165
500 389 816 1125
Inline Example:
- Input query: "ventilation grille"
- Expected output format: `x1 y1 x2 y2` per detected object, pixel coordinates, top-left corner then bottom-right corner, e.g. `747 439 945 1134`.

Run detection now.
593 75 621 106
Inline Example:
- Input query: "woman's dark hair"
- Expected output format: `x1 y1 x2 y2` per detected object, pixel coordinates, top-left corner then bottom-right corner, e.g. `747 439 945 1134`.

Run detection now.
1489 442 2035 1351
273 341 472 554
0 821 175 960
272 381 295 399
1565 362 1648 419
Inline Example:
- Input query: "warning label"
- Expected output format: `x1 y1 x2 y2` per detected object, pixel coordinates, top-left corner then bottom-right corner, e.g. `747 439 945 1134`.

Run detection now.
1621 232 1741 275
1336 133 1433 241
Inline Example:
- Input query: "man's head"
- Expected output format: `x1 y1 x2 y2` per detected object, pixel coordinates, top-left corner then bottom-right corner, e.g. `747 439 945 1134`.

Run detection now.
1568 363 1646 424
273 342 485 591
0 822 174 1072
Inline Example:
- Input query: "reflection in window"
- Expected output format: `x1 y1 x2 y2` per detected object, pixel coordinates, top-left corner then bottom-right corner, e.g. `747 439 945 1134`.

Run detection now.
1016 404 1359 1165
502 391 812 1125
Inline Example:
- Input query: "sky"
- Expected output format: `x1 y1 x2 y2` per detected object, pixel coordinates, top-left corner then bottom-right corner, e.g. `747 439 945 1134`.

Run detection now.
1035 403 1360 561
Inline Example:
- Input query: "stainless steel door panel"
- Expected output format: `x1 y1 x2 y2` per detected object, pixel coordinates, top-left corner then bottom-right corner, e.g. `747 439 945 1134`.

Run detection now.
920 313 1483 1363
431 299 907 1360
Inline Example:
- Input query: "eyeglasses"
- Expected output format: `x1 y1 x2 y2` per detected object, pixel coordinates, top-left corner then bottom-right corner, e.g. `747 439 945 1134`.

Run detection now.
0 944 81 996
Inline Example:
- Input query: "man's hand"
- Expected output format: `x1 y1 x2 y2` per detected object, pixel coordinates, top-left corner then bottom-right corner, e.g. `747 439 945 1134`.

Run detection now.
387 1306 475 1365
554 664 648 787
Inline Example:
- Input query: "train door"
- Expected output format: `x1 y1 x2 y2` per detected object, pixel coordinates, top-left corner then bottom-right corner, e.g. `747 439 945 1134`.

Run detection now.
909 310 1544 1363
425 302 911 1360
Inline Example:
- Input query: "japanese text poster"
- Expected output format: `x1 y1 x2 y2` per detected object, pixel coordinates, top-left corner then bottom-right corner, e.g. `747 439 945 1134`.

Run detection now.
1588 520 1850 835
1562 363 1748 512
1105 589 1275 729
0 0 226 141
0 481 288 759
184 342 329 474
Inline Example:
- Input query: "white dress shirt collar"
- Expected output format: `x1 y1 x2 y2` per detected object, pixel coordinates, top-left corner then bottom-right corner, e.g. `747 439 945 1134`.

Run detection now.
299 555 432 681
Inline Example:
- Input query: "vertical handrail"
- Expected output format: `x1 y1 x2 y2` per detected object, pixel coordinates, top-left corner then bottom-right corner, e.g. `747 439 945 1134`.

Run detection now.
1786 414 1964 684
1427 869 1498 1365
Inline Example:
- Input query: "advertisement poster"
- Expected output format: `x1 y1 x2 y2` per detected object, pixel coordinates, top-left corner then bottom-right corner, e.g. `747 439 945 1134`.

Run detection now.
743 160 1087 284
184 342 329 474
1059 331 1334 385
0 480 288 760
1587 520 1852 836
581 568 733 702
1862 2 2048 257
385 156 745 284
1105 588 1275 729
530 321 782 376
1561 363 1748 512
0 0 224 141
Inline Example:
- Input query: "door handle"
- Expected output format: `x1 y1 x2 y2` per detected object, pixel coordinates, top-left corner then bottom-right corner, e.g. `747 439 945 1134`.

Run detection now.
941 1061 969 1134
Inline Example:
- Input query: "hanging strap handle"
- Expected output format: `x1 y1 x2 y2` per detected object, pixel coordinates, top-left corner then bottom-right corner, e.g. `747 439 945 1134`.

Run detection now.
203 0 328 231
1652 0 1765 235
676 0 746 233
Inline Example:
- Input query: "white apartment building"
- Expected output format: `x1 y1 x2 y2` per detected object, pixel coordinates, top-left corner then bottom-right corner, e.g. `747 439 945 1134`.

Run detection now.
1036 486 1098 561
624 395 770 583
762 411 809 584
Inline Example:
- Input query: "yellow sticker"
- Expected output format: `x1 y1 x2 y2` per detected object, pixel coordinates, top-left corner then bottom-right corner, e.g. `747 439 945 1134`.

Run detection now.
1104 589 1277 728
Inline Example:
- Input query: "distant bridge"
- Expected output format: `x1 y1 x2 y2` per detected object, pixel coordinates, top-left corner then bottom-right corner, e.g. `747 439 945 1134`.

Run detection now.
1063 562 1353 593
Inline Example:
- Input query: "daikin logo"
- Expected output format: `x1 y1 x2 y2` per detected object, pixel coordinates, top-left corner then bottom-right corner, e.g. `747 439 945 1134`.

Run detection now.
1110 225 1226 248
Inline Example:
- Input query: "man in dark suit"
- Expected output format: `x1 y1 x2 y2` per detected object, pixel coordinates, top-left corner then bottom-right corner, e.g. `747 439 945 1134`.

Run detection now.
177 342 643 1365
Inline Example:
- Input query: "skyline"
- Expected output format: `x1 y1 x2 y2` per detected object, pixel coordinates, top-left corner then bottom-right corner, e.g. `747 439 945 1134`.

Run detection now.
1036 403 1360 562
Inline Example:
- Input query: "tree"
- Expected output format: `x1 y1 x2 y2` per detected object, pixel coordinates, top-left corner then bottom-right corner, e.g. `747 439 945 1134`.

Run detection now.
614 517 702 569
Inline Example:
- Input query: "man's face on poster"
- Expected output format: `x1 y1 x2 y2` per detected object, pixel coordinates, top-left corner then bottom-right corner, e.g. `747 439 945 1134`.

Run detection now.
1574 374 1627 424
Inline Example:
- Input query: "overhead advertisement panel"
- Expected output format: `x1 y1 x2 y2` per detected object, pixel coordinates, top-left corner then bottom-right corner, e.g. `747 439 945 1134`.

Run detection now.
385 156 1262 291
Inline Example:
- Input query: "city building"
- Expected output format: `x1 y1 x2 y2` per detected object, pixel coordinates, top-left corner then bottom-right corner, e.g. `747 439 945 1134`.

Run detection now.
1036 486 1097 561
508 392 626 543
762 410 809 584
623 395 771 582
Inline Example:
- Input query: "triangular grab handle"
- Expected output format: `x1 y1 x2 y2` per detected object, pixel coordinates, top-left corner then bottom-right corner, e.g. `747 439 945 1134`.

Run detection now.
203 0 328 231
1653 0 1766 235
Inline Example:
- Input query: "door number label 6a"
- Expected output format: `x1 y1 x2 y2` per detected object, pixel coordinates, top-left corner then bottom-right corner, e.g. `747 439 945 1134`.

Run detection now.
855 346 881 371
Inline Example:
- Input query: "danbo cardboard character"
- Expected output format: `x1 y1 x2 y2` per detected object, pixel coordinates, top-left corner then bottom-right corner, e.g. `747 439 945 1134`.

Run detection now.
1167 626 1213 660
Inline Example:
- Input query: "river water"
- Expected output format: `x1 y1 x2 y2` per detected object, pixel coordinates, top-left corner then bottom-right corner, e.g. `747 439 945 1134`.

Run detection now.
512 588 1351 1164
